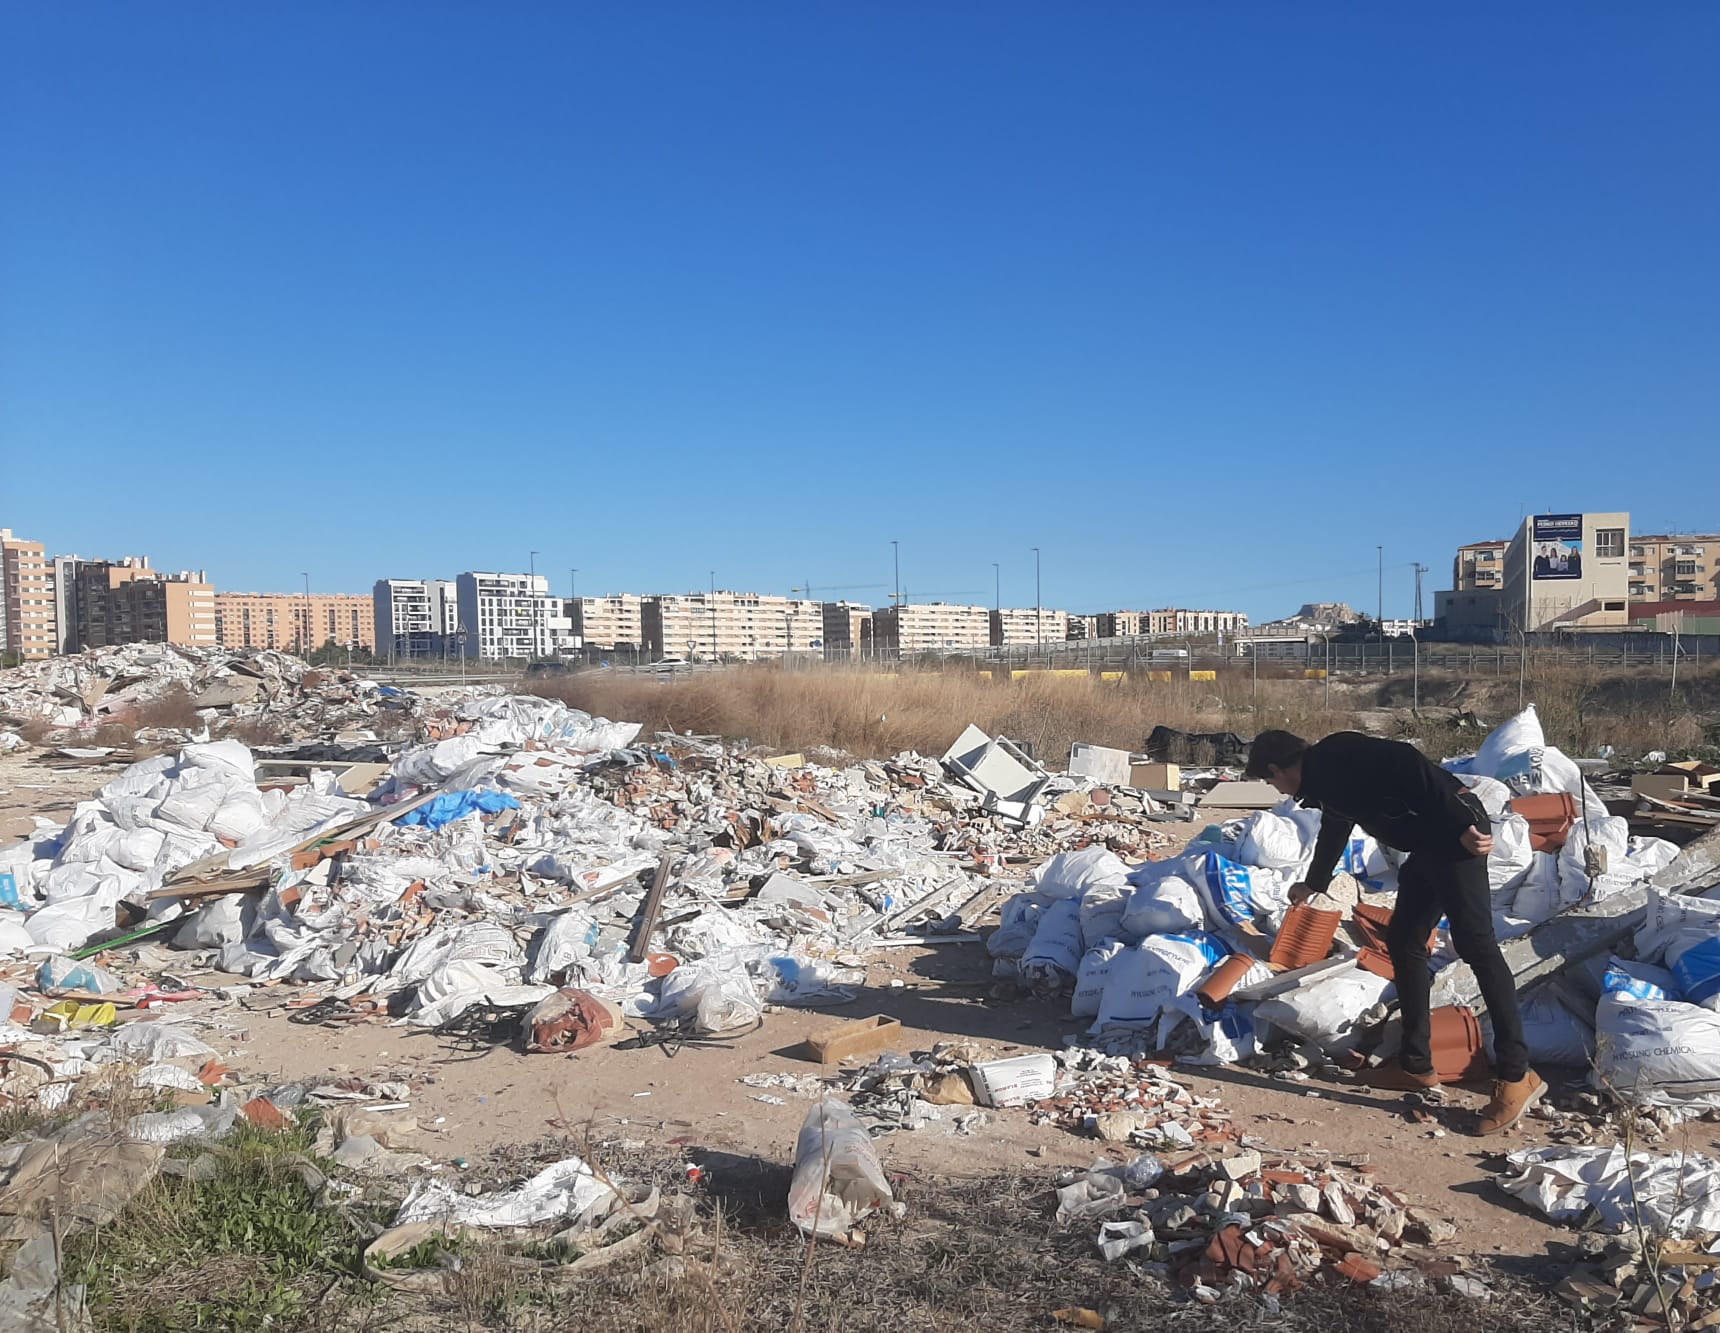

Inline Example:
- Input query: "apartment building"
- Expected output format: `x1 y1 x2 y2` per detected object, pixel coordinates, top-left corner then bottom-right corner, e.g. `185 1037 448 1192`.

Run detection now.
1095 610 1153 638
569 595 644 651
819 601 873 658
1454 540 1508 593
1065 614 1099 641
1501 511 1631 632
1156 608 1250 635
640 592 821 661
73 559 217 650
1628 534 1720 603
215 592 375 653
870 603 990 658
374 579 459 659
456 572 574 660
989 607 1070 646
1 529 55 660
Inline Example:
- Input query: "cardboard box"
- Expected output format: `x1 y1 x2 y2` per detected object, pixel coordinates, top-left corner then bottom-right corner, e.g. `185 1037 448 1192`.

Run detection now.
1130 762 1181 791
1665 761 1720 793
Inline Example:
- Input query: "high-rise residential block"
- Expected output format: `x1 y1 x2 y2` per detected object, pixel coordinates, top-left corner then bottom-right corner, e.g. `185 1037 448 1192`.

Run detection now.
214 591 375 653
374 579 459 658
72 558 217 650
569 595 644 652
869 603 990 658
1 529 55 660
456 573 573 660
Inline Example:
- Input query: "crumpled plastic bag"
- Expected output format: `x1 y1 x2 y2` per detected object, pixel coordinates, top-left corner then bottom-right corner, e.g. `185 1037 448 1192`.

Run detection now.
787 1098 893 1242
396 1156 617 1229
652 960 763 1035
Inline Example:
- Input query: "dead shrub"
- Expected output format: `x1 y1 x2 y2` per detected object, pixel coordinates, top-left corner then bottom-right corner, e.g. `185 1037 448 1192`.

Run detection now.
130 686 203 732
220 714 288 746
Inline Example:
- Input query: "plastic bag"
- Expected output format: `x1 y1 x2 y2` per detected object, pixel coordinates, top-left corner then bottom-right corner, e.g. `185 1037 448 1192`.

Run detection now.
1485 995 1593 1067
653 961 764 1035
1235 810 1312 871
1077 882 1128 951
1031 847 1129 900
1021 897 1084 984
1092 932 1226 1032
987 893 1047 959
1636 887 1720 965
1595 993 1720 1105
1072 940 1125 1019
1119 870 1203 940
787 1098 893 1241
1487 814 1534 893
1255 966 1392 1053
1604 956 1681 1002
1189 851 1291 933
36 954 123 993
1508 852 1565 925
1558 816 1634 903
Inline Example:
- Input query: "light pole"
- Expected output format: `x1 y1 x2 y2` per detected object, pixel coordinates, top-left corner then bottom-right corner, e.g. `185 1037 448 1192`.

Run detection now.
1376 545 1383 629
891 541 900 606
300 572 310 657
1032 547 1042 650
709 571 718 663
529 551 541 661
992 562 1000 612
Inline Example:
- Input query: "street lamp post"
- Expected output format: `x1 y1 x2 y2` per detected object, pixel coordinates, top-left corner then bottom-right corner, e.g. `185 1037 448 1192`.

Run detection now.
992 562 1000 612
709 571 718 663
1032 547 1042 656
300 572 310 657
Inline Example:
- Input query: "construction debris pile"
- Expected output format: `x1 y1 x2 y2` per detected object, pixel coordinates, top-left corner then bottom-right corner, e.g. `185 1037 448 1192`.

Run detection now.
983 705 1714 1089
0 693 1181 1047
0 643 410 749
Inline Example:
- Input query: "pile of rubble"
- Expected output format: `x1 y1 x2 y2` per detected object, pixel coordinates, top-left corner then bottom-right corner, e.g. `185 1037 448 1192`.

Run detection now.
0 643 412 750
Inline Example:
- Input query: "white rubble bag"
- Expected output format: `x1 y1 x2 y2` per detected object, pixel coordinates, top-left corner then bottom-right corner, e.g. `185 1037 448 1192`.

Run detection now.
987 893 1048 958
650 960 764 1035
1255 966 1393 1054
1031 847 1129 900
1455 773 1514 820
1091 931 1226 1032
1234 806 1316 871
1071 939 1125 1019
1119 858 1204 939
1020 897 1084 984
1604 955 1680 1002
1187 851 1292 936
1594 992 1720 1105
788 1098 894 1242
1337 833 1399 894
1077 881 1129 950
1558 815 1634 903
1634 886 1720 966
1483 994 1594 1067
1486 813 1534 893
1507 852 1565 925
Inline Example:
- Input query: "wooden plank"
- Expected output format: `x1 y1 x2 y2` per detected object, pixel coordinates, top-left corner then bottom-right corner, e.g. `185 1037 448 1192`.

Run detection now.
627 850 677 964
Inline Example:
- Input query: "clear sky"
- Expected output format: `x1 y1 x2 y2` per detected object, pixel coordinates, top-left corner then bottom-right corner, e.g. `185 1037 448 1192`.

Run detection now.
3 4 1716 622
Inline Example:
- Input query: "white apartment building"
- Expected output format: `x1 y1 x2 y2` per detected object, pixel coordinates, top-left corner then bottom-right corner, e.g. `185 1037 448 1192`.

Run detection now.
989 607 1071 646
871 603 990 657
570 595 644 651
455 572 574 660
1158 608 1250 635
641 592 821 661
374 579 460 659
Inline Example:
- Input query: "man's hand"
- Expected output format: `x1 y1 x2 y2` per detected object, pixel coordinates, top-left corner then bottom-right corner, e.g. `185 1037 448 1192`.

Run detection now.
1287 882 1315 905
1460 826 1494 857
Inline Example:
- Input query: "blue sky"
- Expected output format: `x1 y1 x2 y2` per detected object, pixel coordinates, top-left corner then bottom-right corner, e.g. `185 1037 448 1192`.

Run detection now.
3 4 1716 622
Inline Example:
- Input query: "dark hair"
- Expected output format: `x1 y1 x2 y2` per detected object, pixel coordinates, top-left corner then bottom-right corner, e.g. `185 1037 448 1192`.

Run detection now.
1245 729 1308 779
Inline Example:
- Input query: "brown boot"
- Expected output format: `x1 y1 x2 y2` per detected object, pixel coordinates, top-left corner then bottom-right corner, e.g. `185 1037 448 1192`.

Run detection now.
1477 1071 1545 1134
1365 1061 1441 1092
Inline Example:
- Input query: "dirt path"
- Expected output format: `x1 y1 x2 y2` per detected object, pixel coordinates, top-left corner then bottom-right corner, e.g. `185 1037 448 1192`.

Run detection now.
224 938 1590 1268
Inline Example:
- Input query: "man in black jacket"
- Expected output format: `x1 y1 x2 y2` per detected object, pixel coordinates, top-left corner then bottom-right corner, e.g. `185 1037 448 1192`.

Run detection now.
1245 729 1545 1134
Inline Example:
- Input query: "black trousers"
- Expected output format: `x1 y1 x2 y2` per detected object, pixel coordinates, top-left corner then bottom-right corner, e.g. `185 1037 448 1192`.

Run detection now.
1387 849 1529 1082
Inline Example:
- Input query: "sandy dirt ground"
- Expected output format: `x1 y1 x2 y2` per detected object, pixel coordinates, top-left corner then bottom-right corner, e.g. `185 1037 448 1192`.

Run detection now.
6 755 1711 1275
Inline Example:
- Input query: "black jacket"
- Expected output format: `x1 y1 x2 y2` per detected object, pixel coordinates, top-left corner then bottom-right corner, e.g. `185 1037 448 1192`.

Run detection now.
1297 731 1487 894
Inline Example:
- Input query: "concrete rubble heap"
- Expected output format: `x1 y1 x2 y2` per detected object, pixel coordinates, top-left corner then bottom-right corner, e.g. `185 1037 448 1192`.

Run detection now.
6 677 1720 1310
0 643 409 748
